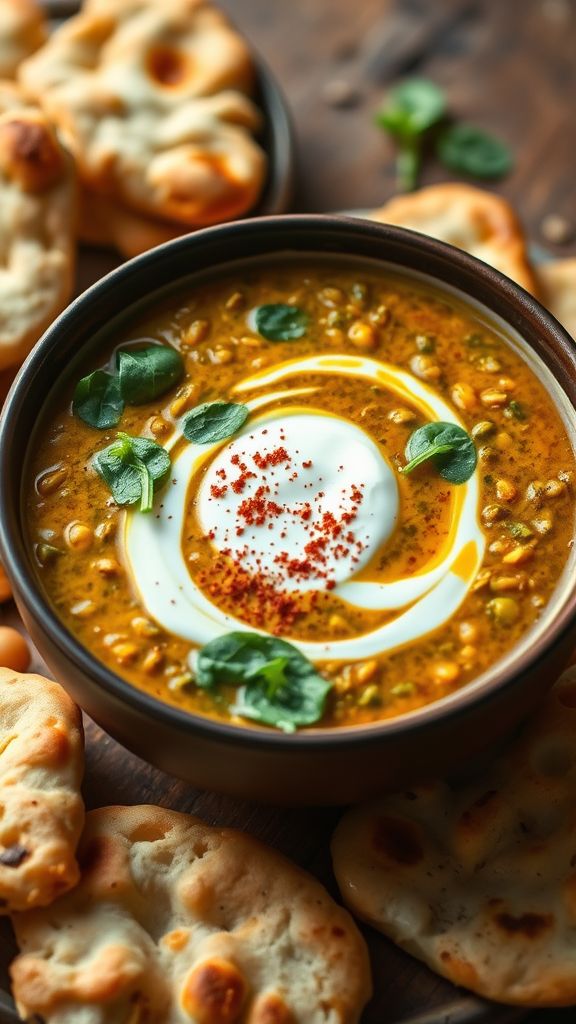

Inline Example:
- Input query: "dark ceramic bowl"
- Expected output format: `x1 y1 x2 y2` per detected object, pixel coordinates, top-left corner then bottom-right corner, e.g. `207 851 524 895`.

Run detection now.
1 216 576 805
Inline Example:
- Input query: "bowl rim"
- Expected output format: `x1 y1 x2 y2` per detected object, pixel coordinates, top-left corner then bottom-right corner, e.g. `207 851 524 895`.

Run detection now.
2 213 576 752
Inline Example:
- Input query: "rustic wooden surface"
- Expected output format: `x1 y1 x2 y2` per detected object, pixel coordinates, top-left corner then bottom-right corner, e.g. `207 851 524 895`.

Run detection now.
2 1 576 1022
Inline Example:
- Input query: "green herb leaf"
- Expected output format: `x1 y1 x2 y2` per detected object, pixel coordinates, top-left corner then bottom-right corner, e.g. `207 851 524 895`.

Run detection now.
254 304 308 341
437 123 513 179
196 632 331 732
376 79 446 137
182 401 249 445
93 432 171 512
117 344 184 405
73 370 124 429
375 79 446 191
401 421 477 484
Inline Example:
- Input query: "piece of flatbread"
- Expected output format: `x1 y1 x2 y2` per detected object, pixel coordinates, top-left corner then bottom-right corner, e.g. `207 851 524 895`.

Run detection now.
537 259 576 342
20 0 267 230
0 0 46 79
0 81 76 369
0 669 84 913
78 186 189 258
370 183 539 294
332 665 576 1007
11 804 371 1023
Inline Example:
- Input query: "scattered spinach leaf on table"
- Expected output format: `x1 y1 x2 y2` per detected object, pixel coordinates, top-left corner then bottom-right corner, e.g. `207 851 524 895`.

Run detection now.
375 78 446 190
436 123 513 179
196 632 332 732
401 421 477 484
73 370 124 429
182 401 249 444
254 304 309 341
93 432 171 512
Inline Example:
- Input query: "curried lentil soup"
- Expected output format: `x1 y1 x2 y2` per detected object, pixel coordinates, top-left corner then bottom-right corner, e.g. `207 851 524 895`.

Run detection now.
26 261 576 731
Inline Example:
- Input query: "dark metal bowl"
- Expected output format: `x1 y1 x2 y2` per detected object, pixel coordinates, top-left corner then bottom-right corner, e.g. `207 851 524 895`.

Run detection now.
1 215 575 805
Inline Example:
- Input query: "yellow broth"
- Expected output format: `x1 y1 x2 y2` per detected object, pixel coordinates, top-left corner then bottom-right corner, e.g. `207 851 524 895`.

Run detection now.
26 263 576 728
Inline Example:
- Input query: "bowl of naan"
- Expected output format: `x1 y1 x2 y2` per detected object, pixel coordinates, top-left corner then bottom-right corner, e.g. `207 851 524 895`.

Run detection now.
0 0 293 378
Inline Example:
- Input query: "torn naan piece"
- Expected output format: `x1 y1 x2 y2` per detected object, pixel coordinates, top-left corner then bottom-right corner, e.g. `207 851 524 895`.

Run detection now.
538 259 576 342
0 669 84 913
371 183 539 294
0 0 46 79
20 0 267 230
0 81 76 369
11 804 371 1023
333 665 576 1007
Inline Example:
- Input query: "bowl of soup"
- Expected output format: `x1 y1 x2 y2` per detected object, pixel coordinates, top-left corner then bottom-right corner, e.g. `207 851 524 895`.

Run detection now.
1 215 575 803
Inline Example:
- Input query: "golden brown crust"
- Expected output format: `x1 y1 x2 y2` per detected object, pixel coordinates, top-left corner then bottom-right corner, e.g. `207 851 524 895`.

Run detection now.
0 669 84 913
12 804 371 1023
537 259 576 342
371 183 539 294
0 110 65 192
20 0 266 228
332 666 576 1007
0 0 46 79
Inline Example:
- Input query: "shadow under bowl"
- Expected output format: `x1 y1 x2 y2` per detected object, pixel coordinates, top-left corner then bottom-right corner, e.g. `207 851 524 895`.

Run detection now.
1 215 576 805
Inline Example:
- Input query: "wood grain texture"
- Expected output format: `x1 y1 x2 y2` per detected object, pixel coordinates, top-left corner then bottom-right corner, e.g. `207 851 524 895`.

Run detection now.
1 0 576 1021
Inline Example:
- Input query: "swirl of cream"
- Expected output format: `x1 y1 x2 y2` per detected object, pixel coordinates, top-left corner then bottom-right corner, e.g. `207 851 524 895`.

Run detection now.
123 357 485 660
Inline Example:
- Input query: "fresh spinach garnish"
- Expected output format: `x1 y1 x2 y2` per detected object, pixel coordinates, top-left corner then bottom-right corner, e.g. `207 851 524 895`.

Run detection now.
254 304 308 341
375 78 446 190
74 344 184 429
93 432 171 512
375 78 514 191
401 421 477 484
182 401 249 444
117 345 184 405
73 370 124 429
436 123 513 179
196 632 331 732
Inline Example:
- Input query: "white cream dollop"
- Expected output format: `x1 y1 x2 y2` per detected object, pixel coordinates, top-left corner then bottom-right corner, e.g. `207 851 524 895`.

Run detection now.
123 355 486 660
197 413 398 593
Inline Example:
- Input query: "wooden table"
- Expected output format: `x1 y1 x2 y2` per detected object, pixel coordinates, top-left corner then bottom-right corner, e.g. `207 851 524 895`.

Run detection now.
2 1 576 1021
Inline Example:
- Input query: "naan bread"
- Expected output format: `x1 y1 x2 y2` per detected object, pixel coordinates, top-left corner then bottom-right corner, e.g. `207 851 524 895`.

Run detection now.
79 186 186 257
537 259 576 342
20 0 267 229
11 804 371 1023
0 0 46 79
0 669 84 913
332 665 576 1007
0 81 76 369
371 183 539 294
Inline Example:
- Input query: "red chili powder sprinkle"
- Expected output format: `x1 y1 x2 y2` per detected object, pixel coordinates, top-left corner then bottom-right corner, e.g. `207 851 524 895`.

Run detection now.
210 484 228 498
237 485 283 526
252 446 290 470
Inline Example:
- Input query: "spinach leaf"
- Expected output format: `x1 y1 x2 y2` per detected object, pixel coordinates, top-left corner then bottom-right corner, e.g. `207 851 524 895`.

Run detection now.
117 344 184 405
93 432 171 512
196 632 331 732
73 370 124 429
401 421 477 484
254 304 308 341
182 401 248 444
437 123 513 179
375 79 446 190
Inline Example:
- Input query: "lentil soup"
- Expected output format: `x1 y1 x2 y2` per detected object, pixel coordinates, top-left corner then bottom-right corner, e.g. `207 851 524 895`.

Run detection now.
26 261 576 731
